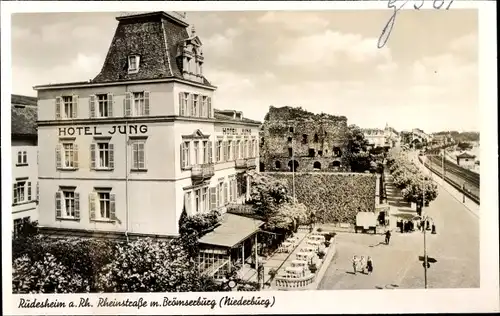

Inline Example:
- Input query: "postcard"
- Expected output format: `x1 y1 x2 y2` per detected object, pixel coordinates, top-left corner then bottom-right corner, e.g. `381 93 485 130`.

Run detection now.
1 0 498 315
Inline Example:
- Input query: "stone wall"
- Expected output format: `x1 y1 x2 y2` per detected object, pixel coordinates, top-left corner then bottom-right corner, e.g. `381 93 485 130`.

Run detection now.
265 172 377 224
260 106 350 172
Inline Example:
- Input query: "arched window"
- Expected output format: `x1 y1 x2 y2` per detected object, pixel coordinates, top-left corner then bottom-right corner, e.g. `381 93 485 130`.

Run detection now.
288 160 299 172
313 161 321 170
332 160 341 168
333 147 342 157
275 161 281 169
302 134 308 144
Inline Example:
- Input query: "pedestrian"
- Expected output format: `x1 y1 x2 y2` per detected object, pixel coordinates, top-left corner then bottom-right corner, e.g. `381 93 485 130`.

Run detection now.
352 255 358 275
420 220 425 231
431 223 436 234
385 230 391 245
366 256 373 275
399 220 404 233
360 256 367 274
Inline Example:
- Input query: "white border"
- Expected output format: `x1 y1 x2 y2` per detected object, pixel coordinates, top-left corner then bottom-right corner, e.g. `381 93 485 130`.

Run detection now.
2 1 498 315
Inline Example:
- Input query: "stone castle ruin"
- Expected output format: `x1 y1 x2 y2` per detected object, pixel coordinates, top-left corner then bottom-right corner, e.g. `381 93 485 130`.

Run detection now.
260 106 350 172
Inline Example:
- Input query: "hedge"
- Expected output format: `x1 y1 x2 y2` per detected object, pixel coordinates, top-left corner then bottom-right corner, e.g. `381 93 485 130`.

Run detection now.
265 172 376 224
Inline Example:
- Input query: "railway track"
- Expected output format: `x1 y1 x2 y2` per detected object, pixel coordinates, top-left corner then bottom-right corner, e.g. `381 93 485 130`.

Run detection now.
424 155 480 204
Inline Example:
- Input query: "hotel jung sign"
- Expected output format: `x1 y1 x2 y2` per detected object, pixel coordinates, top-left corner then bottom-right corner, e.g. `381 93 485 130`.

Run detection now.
222 127 252 136
58 124 148 136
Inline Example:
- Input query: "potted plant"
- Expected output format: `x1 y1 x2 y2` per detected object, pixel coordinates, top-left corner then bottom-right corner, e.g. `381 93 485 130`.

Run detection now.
317 250 326 260
308 263 318 274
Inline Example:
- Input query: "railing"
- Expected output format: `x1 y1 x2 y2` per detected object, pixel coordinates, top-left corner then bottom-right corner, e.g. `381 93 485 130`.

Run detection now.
235 158 256 169
274 273 315 290
191 163 215 180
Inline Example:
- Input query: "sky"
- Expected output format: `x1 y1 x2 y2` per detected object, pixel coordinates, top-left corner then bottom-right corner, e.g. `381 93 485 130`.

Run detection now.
11 10 478 133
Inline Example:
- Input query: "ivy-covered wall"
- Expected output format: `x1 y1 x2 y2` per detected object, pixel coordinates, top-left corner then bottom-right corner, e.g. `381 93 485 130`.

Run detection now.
265 172 376 224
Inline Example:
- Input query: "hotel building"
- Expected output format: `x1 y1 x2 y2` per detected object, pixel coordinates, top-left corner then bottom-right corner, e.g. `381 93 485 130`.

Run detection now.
11 94 39 235
34 11 260 239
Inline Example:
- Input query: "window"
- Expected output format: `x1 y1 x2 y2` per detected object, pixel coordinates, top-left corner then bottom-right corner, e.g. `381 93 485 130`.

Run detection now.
201 96 208 117
98 192 111 219
217 182 224 207
55 189 80 219
131 140 146 170
202 187 209 212
289 126 294 133
194 141 200 165
13 217 30 238
179 93 189 116
17 151 27 165
216 140 222 162
181 141 191 169
314 134 319 143
97 94 111 117
128 55 140 73
288 148 293 157
275 161 281 169
98 143 112 169
202 141 208 164
192 95 199 117
56 143 79 169
288 137 293 143
195 189 201 213
56 96 76 118
13 181 31 204
184 191 192 214
133 92 145 116
302 134 308 144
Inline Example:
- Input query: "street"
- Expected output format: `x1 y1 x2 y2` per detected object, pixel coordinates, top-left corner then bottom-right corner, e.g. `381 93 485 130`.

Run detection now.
319 166 480 289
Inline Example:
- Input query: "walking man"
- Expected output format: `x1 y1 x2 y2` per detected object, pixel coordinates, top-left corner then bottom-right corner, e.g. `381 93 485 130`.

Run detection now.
385 230 391 245
367 256 373 275
352 255 358 275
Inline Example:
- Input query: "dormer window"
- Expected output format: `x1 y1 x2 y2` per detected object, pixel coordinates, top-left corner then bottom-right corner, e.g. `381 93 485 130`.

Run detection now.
128 55 140 74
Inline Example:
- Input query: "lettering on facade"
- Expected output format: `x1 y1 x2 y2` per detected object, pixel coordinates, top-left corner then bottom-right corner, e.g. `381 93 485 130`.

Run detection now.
222 127 252 136
58 125 148 137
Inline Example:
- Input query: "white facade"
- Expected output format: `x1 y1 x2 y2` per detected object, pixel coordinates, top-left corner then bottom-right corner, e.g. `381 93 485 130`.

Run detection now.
35 81 260 238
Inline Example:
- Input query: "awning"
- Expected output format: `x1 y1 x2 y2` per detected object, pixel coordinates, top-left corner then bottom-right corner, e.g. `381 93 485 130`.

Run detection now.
198 213 264 249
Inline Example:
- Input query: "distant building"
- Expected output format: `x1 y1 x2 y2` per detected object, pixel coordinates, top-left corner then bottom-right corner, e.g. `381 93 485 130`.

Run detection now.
456 152 476 169
33 11 260 240
363 128 386 148
260 106 349 172
11 94 39 235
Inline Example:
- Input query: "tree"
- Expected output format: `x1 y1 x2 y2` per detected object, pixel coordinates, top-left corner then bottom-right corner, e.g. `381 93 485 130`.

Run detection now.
457 141 473 151
344 125 373 173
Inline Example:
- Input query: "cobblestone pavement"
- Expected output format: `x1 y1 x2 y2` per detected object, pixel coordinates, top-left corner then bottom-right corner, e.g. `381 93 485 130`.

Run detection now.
319 172 479 290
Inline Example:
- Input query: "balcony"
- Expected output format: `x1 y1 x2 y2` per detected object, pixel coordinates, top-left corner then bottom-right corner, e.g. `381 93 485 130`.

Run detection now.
191 163 215 180
235 158 257 170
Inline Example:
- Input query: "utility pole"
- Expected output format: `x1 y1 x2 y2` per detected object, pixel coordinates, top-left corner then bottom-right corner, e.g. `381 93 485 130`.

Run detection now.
422 174 428 289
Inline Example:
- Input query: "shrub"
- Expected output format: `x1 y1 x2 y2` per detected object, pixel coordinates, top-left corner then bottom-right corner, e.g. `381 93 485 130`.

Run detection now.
267 173 376 224
13 254 88 293
317 250 326 259
96 238 200 292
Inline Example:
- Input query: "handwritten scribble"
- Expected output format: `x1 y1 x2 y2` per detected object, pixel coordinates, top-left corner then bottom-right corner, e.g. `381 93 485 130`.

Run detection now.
378 0 455 49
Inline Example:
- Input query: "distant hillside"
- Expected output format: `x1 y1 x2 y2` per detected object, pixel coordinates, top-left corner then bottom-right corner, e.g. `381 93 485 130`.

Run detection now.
433 131 480 143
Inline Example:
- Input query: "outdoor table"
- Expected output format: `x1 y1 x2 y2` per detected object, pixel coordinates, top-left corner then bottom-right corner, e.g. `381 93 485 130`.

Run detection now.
301 246 317 253
291 260 308 268
285 266 305 277
308 235 326 242
296 252 314 262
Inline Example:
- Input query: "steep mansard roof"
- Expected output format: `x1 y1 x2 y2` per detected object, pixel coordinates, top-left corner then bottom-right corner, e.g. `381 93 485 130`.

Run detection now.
92 11 213 87
11 94 38 137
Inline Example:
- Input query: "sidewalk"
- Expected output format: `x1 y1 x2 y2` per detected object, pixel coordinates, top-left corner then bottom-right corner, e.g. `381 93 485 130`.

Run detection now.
383 170 419 233
415 155 479 218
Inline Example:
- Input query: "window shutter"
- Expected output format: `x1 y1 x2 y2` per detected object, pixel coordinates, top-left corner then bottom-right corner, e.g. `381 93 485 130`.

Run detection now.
55 191 62 219
74 192 80 219
27 182 32 201
180 143 185 169
36 182 39 201
229 181 233 202
208 141 213 163
223 141 227 162
89 95 96 118
13 184 17 204
109 143 115 169
131 143 138 169
73 144 79 168
108 93 114 117
124 92 132 117
55 144 62 169
233 180 237 201
90 144 96 169
72 95 78 118
209 187 217 211
179 92 185 116
55 97 61 119
89 193 96 221
110 194 116 220
207 97 212 118
144 91 150 116
138 143 145 169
